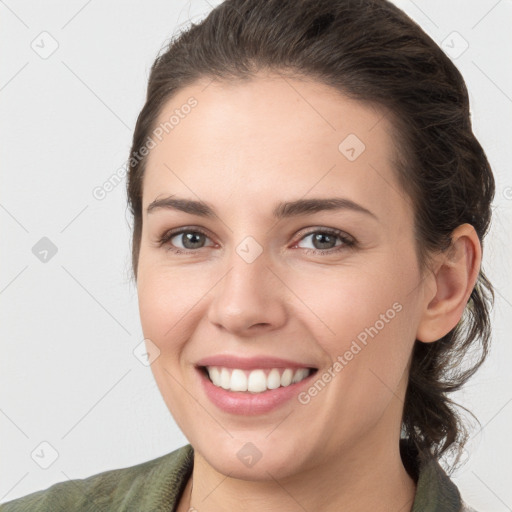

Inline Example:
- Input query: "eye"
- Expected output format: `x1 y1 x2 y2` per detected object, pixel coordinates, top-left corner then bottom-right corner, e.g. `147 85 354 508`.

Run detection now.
295 228 356 255
157 226 357 255
158 227 215 252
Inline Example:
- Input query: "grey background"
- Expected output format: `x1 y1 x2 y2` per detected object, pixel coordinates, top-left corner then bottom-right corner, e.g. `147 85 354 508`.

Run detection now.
1 0 511 509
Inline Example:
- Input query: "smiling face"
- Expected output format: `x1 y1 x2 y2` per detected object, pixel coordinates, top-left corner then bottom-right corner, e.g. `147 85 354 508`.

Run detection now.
136 72 429 480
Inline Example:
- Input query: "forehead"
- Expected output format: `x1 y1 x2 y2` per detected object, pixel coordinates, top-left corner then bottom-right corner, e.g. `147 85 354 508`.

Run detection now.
142 73 412 223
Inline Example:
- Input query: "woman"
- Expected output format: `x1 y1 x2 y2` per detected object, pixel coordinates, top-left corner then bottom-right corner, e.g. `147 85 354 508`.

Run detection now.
1 0 495 510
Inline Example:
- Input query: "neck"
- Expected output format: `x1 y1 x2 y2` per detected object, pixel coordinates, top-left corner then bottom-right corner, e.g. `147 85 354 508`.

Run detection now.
179 433 416 512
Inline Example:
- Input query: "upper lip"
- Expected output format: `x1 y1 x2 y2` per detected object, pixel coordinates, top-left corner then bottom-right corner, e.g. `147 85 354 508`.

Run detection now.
195 354 318 371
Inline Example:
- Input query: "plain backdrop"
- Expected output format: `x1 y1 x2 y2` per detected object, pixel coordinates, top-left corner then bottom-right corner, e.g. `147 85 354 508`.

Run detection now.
1 0 511 509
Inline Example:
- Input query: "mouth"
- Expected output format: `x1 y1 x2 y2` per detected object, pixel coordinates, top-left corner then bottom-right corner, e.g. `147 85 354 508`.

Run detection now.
198 365 318 394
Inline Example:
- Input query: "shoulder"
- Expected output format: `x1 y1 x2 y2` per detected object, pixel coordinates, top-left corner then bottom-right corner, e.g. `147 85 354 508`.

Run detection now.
416 459 480 512
0 444 194 512
401 439 480 512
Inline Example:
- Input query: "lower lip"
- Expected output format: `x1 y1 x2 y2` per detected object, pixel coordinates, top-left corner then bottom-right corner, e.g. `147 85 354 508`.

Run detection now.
197 367 317 416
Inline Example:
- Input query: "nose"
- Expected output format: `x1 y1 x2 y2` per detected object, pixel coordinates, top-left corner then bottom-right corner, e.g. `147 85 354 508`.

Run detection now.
207 248 288 336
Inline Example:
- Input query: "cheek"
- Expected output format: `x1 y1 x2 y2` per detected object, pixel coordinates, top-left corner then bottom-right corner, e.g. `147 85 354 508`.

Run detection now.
286 264 417 446
136 266 208 426
288 253 418 388
290 258 412 335
136 262 208 358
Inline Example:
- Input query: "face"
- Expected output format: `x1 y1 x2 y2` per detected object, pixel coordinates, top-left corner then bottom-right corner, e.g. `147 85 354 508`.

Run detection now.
136 72 427 480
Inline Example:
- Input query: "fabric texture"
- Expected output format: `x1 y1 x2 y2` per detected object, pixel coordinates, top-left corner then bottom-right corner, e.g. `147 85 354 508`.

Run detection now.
0 441 477 511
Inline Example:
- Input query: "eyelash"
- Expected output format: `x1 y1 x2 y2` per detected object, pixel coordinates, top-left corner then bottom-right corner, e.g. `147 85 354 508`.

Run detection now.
157 226 357 256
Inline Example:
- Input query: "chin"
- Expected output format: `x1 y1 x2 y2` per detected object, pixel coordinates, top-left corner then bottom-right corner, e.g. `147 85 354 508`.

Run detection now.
192 435 314 481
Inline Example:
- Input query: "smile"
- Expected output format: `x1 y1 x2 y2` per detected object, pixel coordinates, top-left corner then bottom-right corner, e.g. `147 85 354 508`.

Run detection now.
203 366 316 393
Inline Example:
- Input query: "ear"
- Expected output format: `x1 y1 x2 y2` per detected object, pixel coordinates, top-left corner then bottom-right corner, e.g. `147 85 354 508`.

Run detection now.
416 223 482 343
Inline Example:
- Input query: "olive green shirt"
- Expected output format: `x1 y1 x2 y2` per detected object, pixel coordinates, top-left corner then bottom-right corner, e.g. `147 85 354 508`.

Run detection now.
0 442 476 511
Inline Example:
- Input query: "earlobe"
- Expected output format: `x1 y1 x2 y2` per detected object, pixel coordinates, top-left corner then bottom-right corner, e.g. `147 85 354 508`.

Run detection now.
416 224 481 343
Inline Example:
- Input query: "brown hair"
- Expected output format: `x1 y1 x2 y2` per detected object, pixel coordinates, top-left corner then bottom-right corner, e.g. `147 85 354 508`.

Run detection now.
126 0 495 468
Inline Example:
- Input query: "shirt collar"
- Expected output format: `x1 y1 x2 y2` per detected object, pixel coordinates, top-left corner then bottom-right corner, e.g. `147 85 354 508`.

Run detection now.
401 439 463 512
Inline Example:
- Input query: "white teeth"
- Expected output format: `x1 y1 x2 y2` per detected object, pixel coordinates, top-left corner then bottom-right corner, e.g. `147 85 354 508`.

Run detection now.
209 367 220 385
247 369 267 393
267 368 281 390
205 366 313 393
220 368 230 389
292 368 309 383
280 368 293 387
230 369 247 391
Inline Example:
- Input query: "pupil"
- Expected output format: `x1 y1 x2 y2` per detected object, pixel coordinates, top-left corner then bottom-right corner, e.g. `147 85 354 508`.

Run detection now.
314 233 335 249
183 232 204 249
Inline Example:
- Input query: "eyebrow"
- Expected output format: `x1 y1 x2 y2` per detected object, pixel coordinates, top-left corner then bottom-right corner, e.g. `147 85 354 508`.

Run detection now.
147 195 378 221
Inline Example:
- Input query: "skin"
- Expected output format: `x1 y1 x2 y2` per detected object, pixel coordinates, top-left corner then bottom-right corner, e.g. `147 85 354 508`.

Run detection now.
135 71 481 512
